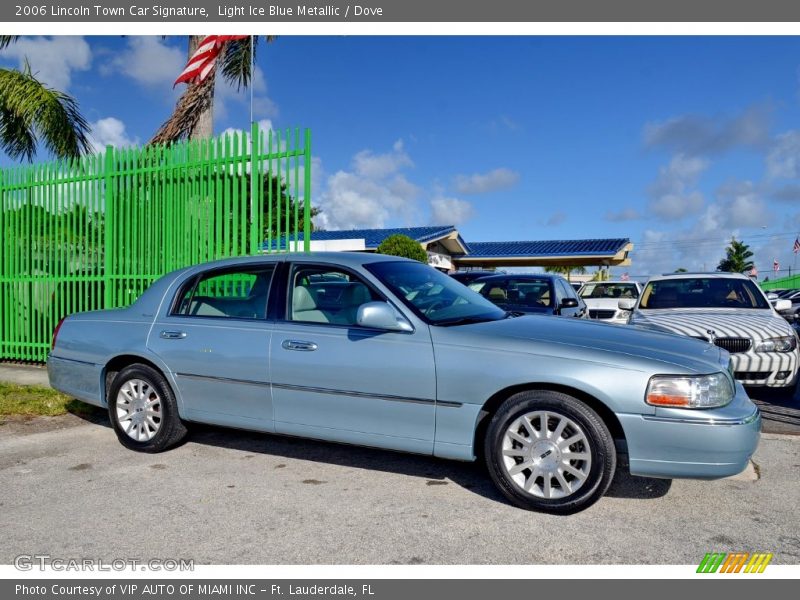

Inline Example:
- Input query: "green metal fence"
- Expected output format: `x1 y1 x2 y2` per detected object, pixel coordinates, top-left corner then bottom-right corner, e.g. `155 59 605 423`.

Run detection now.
0 123 312 362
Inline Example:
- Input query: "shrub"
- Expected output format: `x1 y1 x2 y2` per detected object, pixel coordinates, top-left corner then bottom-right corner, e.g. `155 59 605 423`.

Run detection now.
376 234 428 263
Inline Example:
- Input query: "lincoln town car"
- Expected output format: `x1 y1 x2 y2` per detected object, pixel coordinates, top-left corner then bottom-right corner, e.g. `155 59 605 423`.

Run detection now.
48 253 760 513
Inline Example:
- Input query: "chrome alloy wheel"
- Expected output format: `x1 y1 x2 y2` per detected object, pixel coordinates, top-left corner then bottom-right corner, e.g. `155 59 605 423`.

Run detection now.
116 378 162 442
501 411 592 499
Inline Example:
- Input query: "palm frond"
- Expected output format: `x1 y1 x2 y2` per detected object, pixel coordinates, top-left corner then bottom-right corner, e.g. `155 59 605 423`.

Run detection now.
0 65 91 161
220 35 277 91
0 36 20 50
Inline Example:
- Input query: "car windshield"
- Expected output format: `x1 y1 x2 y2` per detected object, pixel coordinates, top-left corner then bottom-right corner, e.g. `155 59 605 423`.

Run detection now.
366 261 508 325
639 277 770 310
580 282 639 299
469 278 554 310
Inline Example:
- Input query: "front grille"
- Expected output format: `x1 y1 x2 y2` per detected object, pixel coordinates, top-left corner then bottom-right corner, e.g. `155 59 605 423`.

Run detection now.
734 371 770 381
589 309 616 320
714 337 752 354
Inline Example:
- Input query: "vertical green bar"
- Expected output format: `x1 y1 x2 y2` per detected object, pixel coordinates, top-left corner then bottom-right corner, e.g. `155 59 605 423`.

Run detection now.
294 128 300 252
250 121 258 255
284 128 290 253
275 129 282 252
266 129 273 253
304 129 311 252
104 145 114 308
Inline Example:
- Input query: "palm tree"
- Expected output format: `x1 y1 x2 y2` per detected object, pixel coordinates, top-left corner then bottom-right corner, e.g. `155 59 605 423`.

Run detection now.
717 237 754 273
150 36 275 144
544 265 586 282
0 36 91 161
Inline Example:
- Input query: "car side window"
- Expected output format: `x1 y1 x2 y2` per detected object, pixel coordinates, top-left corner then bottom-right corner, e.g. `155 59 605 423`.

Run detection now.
173 267 274 320
288 265 381 326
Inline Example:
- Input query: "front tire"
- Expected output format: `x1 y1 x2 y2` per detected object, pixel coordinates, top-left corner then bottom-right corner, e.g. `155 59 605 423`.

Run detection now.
484 390 616 514
108 364 187 452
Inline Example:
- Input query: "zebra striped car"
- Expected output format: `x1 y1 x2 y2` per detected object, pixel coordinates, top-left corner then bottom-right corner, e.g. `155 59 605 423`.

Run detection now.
624 272 799 390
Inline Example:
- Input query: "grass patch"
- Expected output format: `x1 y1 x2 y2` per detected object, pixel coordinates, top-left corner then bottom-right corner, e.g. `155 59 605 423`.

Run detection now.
0 382 98 419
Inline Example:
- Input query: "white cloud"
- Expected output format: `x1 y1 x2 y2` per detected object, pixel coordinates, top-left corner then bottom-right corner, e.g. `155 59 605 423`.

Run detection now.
766 130 800 179
454 167 520 194
352 139 413 179
314 141 420 230
647 154 708 220
712 181 772 230
430 196 474 226
605 207 642 222
544 211 567 226
1 36 91 91
88 117 139 152
643 105 771 156
105 37 184 89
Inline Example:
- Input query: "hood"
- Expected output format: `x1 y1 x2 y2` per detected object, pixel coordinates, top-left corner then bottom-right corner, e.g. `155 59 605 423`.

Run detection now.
582 297 624 310
453 315 725 374
629 308 794 342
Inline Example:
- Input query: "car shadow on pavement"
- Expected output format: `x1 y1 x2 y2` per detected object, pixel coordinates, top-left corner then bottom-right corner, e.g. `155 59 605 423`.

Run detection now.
68 407 672 507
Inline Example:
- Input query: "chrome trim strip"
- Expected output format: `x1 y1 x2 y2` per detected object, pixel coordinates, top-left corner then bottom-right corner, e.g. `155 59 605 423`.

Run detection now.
271 382 461 407
642 408 760 426
175 372 270 388
48 355 97 367
173 374 461 407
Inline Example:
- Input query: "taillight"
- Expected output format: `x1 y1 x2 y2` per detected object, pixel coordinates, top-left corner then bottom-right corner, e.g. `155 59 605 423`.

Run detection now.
51 317 66 350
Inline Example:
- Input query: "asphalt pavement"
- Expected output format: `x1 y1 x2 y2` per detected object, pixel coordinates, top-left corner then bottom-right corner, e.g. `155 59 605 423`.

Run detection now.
0 410 798 565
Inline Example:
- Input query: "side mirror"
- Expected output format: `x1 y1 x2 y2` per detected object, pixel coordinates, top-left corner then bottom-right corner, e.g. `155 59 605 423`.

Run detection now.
618 298 636 311
774 299 792 312
356 302 413 332
559 298 579 309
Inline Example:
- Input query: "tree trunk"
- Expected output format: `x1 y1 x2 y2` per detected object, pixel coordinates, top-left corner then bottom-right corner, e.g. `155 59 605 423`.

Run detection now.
148 35 217 145
187 35 214 141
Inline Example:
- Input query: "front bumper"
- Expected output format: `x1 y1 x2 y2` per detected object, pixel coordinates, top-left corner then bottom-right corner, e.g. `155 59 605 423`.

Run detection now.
619 382 760 480
729 347 799 388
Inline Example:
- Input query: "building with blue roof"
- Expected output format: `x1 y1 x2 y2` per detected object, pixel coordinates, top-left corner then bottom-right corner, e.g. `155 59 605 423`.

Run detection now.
272 225 633 270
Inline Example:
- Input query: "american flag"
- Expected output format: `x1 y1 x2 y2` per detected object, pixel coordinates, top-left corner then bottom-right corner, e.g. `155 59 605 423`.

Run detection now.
174 35 249 86
773 258 780 273
794 237 800 254
620 273 629 281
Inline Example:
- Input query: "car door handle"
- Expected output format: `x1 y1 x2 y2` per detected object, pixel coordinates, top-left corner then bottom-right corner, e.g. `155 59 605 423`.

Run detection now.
282 339 318 352
160 330 187 340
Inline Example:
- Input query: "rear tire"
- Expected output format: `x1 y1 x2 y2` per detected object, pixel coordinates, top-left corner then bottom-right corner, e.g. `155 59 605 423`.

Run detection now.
484 389 616 514
108 364 187 453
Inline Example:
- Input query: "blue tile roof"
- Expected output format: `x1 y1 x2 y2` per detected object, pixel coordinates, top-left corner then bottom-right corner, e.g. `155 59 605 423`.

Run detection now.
466 238 630 258
303 225 462 249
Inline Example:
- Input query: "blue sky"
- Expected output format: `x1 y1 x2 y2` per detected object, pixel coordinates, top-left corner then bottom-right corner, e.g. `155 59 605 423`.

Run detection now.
2 35 800 278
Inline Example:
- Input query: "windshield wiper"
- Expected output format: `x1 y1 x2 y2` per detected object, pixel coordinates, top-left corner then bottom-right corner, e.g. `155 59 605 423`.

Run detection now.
436 314 506 327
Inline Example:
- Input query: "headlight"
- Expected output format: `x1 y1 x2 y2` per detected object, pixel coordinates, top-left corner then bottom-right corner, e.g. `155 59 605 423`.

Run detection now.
754 336 797 353
645 373 733 409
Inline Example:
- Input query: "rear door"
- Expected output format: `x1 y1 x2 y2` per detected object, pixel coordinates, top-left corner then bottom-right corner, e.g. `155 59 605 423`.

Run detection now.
148 264 276 431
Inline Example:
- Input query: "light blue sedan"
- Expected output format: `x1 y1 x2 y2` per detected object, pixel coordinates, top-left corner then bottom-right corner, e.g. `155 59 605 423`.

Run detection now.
48 253 760 513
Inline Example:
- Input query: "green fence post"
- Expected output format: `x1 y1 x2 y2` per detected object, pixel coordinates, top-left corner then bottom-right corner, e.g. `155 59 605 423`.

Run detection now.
103 145 114 308
250 121 259 255
304 129 311 252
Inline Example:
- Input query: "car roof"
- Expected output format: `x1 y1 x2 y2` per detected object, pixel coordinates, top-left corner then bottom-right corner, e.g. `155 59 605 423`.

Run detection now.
177 251 416 272
646 272 751 282
580 280 640 285
473 273 559 282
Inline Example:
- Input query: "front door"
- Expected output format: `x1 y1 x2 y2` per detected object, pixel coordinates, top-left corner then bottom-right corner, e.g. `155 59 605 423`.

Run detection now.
148 264 276 431
269 262 437 454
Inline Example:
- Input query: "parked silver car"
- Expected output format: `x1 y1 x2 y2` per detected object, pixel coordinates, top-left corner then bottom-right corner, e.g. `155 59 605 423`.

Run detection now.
48 253 760 514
